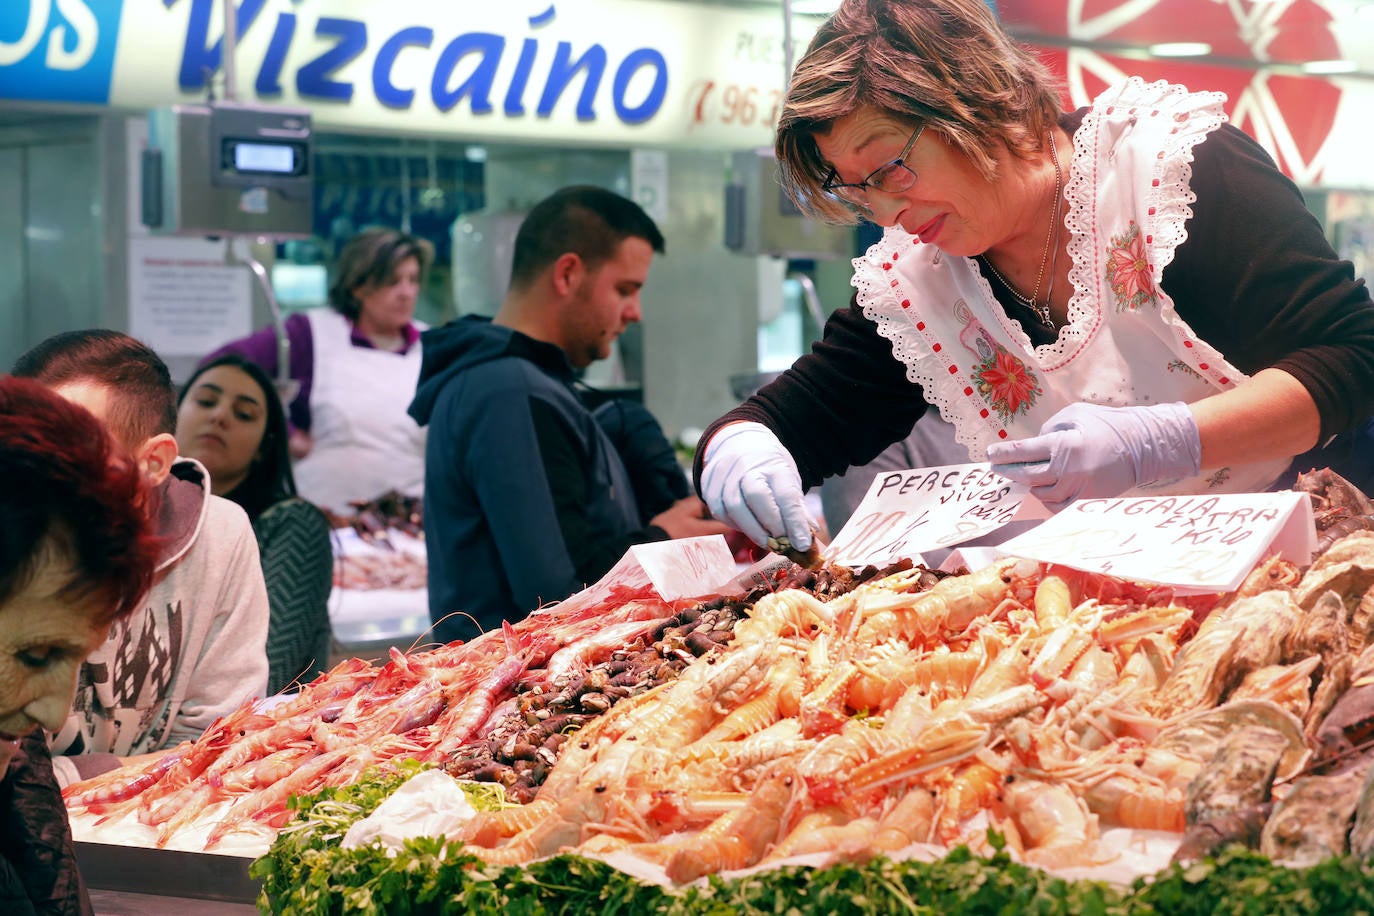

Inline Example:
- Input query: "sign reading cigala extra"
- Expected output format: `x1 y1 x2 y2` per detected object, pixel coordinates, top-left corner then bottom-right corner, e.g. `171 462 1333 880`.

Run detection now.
0 0 824 148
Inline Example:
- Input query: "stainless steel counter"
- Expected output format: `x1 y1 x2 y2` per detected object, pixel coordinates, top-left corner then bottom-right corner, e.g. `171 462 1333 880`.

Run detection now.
76 841 262 911
90 888 259 915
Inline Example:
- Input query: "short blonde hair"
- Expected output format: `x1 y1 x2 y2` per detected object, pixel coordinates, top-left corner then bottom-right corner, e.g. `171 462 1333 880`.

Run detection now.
776 0 1063 225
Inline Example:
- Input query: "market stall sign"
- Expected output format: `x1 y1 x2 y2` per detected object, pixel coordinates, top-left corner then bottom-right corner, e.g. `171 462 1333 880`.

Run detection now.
999 490 1316 592
3 0 826 149
825 463 1029 568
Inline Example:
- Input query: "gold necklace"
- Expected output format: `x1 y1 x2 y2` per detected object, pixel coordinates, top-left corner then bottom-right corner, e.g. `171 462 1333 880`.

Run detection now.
980 129 1063 327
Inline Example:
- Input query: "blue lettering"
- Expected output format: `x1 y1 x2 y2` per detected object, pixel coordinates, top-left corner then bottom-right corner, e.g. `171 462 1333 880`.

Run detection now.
254 12 295 96
171 4 674 128
431 32 503 114
297 17 365 101
504 38 538 115
372 26 432 108
538 41 606 120
177 0 268 92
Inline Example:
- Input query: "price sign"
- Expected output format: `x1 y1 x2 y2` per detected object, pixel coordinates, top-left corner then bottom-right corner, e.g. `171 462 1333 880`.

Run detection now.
825 464 1029 568
998 491 1316 592
629 535 739 600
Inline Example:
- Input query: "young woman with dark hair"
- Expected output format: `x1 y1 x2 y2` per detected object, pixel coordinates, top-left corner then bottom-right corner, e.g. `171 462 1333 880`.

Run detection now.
176 354 334 695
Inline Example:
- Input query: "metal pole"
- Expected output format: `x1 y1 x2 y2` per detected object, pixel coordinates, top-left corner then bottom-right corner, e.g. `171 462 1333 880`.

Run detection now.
234 238 300 404
782 0 794 93
223 0 237 101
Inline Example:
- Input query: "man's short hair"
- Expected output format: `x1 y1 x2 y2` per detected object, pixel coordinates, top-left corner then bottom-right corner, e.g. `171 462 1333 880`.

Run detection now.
12 329 177 448
509 186 666 290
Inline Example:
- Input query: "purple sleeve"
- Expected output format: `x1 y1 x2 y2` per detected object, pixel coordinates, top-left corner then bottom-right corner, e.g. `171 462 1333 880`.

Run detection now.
204 312 317 431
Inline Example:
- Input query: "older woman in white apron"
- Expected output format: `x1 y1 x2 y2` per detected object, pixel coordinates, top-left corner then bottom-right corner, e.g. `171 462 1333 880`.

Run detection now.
695 0 1374 550
206 228 431 513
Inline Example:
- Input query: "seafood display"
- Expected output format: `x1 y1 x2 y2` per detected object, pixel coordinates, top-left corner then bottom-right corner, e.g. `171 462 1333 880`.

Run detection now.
64 472 1374 888
328 490 428 591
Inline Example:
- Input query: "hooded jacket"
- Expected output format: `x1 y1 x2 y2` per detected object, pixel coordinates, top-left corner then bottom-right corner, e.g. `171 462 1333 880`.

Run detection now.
409 316 666 643
49 458 269 787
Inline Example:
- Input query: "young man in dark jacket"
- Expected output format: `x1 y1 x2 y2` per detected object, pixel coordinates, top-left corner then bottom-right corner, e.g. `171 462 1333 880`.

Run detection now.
409 186 730 644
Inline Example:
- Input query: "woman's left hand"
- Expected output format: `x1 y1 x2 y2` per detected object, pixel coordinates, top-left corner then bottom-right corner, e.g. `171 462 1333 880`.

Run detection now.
987 402 1201 512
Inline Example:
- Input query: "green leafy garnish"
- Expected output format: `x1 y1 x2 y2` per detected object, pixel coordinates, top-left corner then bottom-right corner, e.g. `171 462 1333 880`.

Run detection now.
252 767 1374 915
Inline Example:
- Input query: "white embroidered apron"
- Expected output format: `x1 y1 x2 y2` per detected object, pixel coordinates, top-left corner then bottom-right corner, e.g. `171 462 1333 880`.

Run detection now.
854 78 1289 496
292 308 427 511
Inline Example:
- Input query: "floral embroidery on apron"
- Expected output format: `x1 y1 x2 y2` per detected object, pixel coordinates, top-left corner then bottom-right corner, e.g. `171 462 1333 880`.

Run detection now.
956 299 1043 421
1106 222 1159 312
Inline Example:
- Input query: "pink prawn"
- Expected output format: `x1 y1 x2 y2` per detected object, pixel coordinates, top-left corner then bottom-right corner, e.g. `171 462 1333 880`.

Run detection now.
541 616 672 686
64 741 190 809
426 622 530 760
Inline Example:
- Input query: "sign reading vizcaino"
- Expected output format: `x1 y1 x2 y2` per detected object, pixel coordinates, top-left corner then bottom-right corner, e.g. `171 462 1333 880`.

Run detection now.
0 0 822 149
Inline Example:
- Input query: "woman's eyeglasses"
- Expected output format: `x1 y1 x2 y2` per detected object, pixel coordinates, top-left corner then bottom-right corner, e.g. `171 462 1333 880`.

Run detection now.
821 123 925 210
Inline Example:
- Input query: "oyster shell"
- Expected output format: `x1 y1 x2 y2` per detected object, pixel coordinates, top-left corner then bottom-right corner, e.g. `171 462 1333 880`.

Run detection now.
1348 760 1374 857
1155 699 1310 781
1261 767 1365 866
1148 591 1300 717
1174 724 1288 863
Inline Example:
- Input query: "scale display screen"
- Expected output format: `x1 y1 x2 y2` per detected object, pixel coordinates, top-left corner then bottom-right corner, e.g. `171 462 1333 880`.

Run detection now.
223 139 304 176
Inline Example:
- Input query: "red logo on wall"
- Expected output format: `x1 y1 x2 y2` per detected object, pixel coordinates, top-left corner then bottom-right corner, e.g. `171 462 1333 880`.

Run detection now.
999 0 1344 184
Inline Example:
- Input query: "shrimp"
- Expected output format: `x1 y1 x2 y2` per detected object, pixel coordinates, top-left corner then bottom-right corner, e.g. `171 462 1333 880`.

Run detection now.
765 811 879 862
797 660 859 738
64 742 189 809
873 785 937 851
1033 571 1074 629
664 770 797 883
699 655 802 743
661 722 811 792
848 641 926 713
842 684 1046 795
1002 778 1104 868
203 747 354 848
934 759 1007 845
856 558 1025 646
467 778 616 865
458 798 556 847
542 617 670 686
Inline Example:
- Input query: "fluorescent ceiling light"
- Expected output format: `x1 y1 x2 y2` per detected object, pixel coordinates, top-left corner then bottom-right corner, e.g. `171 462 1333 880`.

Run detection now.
1148 42 1212 58
1302 59 1358 74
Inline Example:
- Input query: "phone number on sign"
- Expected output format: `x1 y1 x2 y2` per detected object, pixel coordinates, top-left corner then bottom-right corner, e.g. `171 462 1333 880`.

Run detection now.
686 80 783 129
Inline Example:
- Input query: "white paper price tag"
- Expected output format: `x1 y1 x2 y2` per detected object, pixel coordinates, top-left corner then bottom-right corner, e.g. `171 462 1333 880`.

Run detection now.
998 490 1316 592
825 463 1029 568
628 535 739 600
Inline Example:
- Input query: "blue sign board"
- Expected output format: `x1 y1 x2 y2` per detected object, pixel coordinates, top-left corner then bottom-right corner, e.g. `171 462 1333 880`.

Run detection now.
0 0 124 103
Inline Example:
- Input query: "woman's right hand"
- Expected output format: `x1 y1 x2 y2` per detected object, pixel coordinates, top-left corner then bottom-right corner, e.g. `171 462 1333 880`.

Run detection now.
289 428 314 460
698 422 814 550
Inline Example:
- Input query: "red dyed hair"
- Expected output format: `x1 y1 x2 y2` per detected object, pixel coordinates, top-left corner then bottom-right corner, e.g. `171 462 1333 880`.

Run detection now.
0 376 159 624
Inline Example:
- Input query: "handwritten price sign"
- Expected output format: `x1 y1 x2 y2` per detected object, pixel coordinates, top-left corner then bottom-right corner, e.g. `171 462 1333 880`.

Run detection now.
629 535 738 600
825 464 1028 568
999 491 1316 592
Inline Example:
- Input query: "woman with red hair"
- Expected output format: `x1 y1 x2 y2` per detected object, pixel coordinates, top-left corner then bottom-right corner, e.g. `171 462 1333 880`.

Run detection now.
0 376 159 914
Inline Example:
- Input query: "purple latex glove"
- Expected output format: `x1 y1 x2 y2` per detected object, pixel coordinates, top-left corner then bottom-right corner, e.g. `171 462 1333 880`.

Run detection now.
986 402 1201 512
700 421 815 549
